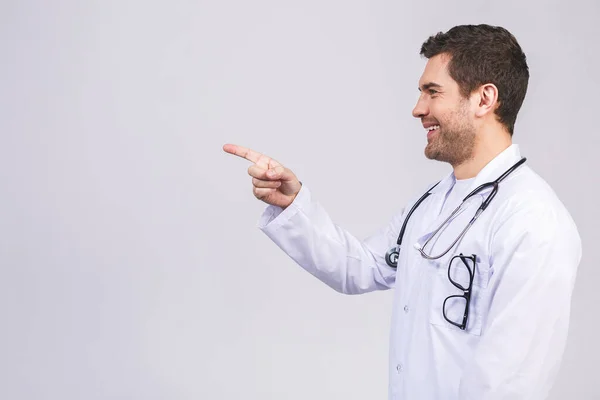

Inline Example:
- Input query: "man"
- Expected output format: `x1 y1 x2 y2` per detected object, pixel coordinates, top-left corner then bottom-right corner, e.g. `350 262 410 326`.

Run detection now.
223 24 581 400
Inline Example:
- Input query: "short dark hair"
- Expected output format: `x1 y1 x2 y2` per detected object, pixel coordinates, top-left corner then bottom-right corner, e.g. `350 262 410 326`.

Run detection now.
420 24 529 136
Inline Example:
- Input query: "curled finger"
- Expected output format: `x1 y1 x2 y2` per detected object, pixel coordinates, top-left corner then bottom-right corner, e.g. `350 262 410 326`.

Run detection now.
252 177 281 189
248 164 268 180
253 186 276 200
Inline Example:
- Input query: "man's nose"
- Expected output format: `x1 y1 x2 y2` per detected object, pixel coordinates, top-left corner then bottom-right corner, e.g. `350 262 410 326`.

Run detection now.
412 96 429 119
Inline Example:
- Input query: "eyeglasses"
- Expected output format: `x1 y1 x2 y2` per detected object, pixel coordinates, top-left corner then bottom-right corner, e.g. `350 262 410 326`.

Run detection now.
442 253 476 330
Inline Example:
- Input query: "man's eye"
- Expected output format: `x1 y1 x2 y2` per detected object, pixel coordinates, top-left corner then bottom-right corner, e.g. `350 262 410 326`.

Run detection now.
429 89 438 95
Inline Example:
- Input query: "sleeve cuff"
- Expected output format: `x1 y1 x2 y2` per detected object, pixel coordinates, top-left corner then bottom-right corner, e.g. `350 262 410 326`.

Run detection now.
257 183 310 232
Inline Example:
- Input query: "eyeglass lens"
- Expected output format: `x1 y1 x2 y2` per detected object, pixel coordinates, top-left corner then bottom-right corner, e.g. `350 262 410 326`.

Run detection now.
443 255 475 329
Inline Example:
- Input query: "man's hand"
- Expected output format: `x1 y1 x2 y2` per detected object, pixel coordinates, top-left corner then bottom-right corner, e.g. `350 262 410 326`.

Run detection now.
223 143 302 209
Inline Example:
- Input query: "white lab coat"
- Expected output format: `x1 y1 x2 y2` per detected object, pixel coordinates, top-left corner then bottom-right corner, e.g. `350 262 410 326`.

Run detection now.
258 144 581 400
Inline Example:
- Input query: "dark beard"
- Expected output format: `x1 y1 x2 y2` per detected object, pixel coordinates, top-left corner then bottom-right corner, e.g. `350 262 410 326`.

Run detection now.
424 107 476 166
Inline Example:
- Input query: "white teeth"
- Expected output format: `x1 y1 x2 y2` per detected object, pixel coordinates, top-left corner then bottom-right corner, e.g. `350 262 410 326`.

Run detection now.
426 125 440 131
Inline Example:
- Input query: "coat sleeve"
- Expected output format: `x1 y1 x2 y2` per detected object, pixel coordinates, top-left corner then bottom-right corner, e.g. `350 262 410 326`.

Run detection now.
458 198 582 399
257 184 407 294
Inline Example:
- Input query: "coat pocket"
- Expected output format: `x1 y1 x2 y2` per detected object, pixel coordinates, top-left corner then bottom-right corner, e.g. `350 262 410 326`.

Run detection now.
428 256 492 336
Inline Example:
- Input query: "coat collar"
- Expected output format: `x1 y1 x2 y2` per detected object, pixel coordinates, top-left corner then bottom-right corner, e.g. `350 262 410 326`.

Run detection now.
469 143 523 191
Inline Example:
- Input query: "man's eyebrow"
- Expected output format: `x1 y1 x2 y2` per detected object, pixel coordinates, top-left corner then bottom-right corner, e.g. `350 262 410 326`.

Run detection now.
418 82 443 91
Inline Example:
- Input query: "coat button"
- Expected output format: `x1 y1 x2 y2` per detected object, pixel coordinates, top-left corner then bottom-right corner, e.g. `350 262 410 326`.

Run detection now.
404 305 409 313
396 364 403 373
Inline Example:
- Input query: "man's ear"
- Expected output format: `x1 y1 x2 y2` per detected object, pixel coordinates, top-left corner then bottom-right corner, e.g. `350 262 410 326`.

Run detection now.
474 83 499 117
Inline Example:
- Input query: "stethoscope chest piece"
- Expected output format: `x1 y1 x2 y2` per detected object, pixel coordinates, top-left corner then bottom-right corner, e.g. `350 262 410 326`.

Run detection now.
385 245 400 268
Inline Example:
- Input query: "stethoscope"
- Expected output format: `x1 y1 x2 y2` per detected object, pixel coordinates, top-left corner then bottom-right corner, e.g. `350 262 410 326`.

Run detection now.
385 157 527 268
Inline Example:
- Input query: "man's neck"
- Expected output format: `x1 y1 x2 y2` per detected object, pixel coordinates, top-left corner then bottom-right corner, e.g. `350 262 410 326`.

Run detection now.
453 135 512 180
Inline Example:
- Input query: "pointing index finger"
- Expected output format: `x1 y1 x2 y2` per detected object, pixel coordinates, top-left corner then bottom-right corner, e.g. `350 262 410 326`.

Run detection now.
223 143 263 164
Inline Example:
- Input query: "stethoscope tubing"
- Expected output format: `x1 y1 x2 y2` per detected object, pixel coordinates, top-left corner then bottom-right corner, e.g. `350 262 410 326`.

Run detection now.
385 157 527 268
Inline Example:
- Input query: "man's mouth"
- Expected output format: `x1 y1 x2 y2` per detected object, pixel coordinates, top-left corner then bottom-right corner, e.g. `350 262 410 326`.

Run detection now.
425 125 440 141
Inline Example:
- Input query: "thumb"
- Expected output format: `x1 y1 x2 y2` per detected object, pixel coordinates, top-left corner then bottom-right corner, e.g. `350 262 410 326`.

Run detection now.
266 166 294 181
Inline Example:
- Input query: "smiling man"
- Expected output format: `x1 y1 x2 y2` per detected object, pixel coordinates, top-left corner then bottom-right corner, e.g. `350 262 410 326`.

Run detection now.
224 24 581 400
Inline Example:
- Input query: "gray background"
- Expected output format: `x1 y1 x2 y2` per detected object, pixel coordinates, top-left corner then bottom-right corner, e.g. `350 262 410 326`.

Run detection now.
1 0 598 399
